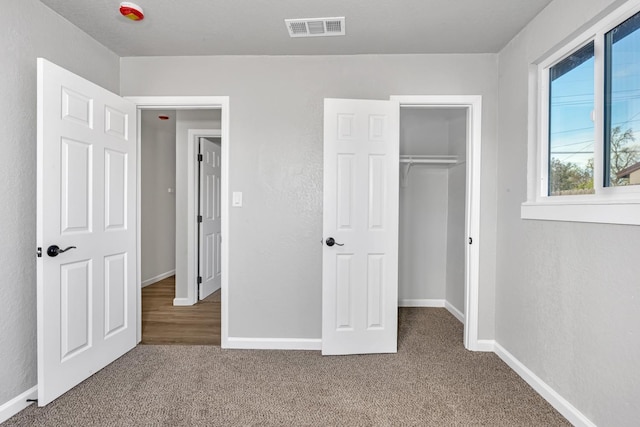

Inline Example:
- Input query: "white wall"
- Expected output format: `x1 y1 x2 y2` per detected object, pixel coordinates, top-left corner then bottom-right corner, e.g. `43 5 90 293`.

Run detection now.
399 168 449 301
141 110 177 285
174 110 221 299
446 114 467 313
0 0 120 409
121 55 499 340
496 0 640 425
399 109 454 302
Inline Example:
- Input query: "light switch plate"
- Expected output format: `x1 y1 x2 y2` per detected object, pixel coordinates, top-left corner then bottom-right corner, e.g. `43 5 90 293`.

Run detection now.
232 191 243 207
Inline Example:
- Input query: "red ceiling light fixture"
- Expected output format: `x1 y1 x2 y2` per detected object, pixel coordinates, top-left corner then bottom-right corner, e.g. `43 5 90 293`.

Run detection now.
158 115 170 120
119 2 144 21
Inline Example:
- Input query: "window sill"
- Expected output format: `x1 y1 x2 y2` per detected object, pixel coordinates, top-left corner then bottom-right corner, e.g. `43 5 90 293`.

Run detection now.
521 199 640 225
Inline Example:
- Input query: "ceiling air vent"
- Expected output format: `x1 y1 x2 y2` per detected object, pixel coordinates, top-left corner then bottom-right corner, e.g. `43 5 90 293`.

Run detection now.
285 17 346 38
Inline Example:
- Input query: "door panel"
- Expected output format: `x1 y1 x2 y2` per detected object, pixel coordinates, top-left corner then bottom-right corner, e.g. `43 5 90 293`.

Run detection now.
105 149 128 230
368 155 386 229
367 254 385 328
104 253 127 337
337 155 355 229
335 254 354 330
60 260 92 359
104 106 129 140
37 58 137 406
61 138 92 233
61 87 93 127
322 98 399 355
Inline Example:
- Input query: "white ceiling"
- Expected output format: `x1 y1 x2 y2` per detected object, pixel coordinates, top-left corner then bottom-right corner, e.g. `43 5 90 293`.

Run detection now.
40 0 553 56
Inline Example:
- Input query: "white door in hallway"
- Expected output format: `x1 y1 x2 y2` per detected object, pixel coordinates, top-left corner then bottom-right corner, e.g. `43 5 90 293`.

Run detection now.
36 58 137 406
199 137 222 300
322 98 400 355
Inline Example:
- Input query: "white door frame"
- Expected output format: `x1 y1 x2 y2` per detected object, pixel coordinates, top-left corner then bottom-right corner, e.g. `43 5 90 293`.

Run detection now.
189 130 222 303
126 96 230 348
390 95 483 351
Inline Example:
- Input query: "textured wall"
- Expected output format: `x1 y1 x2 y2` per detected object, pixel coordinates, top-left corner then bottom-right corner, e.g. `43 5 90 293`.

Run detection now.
399 168 449 300
496 0 640 425
121 54 499 339
141 110 177 284
446 114 468 314
0 0 120 407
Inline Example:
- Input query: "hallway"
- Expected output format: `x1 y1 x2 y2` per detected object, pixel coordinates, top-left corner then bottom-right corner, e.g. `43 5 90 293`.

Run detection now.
141 276 221 345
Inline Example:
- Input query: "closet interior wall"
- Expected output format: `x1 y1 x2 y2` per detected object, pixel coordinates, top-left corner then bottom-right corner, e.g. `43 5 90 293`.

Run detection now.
399 108 467 315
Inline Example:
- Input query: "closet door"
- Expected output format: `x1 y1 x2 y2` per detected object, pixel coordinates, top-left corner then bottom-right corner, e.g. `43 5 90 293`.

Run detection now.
322 98 399 355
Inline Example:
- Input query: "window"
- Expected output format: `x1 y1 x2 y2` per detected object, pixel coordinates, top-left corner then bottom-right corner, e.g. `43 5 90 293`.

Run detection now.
549 42 595 196
523 2 640 225
605 11 640 188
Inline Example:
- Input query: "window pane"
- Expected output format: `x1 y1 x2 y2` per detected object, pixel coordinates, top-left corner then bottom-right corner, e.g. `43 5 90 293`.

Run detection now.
605 11 640 187
549 42 595 196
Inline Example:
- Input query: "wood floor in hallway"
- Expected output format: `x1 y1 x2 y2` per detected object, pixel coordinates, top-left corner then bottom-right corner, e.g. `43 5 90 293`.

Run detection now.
141 276 221 345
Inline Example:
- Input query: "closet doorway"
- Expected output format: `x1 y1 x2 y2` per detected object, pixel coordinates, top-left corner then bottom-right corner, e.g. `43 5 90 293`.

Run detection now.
392 96 482 350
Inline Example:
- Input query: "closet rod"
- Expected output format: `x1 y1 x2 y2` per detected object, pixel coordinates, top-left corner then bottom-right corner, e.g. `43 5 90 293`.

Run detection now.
400 155 460 187
400 155 458 165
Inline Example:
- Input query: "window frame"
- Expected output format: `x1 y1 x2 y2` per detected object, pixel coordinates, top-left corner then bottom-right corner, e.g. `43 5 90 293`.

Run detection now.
522 0 640 225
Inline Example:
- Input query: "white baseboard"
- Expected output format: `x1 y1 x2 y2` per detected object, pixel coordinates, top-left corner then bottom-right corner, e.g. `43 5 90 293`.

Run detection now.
142 269 175 288
226 337 322 350
0 386 37 424
444 301 464 323
494 343 596 427
399 300 466 325
172 297 194 306
473 339 496 352
398 299 445 307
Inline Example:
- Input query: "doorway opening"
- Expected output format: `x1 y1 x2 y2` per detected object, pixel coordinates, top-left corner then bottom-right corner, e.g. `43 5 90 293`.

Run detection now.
398 108 467 315
130 96 230 348
139 110 222 344
139 111 222 345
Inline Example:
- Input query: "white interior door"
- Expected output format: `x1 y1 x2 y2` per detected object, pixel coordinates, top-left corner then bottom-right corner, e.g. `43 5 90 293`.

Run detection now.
198 138 222 300
36 58 137 406
322 98 399 355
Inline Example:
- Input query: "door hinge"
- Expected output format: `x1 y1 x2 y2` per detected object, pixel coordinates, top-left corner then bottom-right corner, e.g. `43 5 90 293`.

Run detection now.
468 237 473 245
197 154 203 162
36 247 42 258
197 276 202 284
198 215 203 223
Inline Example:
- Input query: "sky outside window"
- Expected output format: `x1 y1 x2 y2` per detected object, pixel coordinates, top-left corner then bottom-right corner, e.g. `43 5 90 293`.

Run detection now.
549 42 595 195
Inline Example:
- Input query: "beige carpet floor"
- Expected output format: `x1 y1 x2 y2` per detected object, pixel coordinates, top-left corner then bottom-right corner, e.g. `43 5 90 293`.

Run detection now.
5 308 569 426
